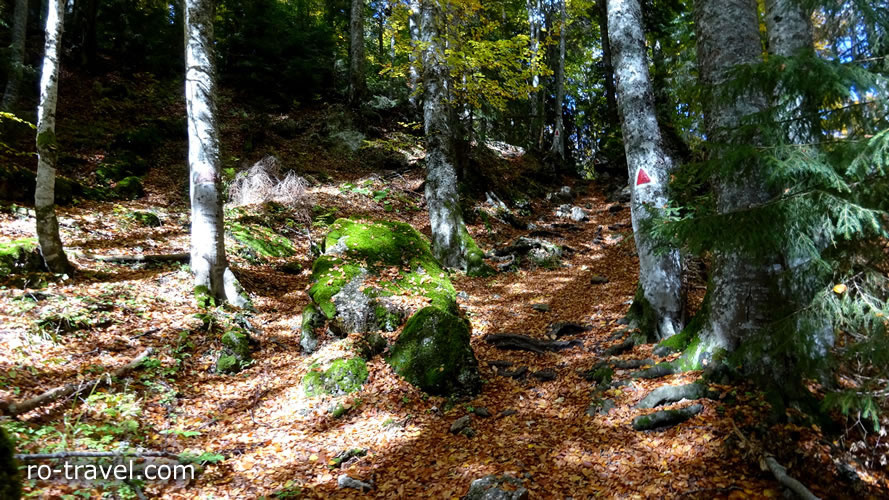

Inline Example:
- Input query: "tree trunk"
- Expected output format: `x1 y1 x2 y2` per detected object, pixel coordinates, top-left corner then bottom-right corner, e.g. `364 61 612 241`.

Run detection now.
765 0 816 142
184 0 247 307
527 0 541 147
35 0 73 275
2 0 29 111
607 0 683 340
419 0 489 276
551 0 567 158
597 0 619 129
694 0 772 355
349 0 366 106
408 0 421 109
79 0 99 70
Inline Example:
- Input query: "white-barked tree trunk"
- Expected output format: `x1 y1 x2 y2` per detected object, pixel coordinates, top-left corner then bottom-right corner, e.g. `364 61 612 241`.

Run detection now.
607 0 683 340
35 0 73 275
184 0 247 307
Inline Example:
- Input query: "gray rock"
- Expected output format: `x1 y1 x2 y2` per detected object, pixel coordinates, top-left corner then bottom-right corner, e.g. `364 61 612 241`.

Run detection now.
450 415 473 434
330 272 373 335
473 407 491 418
464 475 529 500
531 303 550 312
570 206 588 221
330 130 365 153
337 474 373 492
457 291 470 300
590 275 609 285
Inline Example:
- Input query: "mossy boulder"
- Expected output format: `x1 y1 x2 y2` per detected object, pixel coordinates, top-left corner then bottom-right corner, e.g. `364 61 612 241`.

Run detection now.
0 238 44 277
307 218 457 337
386 306 481 396
113 176 144 200
127 210 162 227
299 304 322 354
0 427 20 500
216 328 253 374
0 164 81 205
303 358 369 397
228 221 295 262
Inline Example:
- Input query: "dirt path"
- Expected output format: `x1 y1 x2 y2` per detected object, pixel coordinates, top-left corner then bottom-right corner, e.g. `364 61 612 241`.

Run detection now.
0 177 861 499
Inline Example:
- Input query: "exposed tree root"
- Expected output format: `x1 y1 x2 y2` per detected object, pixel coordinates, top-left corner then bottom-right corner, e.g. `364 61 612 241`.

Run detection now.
632 404 703 430
603 337 635 356
484 333 583 353
636 382 716 409
731 422 820 500
0 348 154 416
632 361 678 379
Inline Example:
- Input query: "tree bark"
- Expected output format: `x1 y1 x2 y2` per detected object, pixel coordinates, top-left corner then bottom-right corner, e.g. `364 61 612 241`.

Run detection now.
527 0 541 148
2 0 28 111
765 0 816 142
35 0 73 275
184 0 247 307
551 0 567 158
79 0 99 70
597 0 620 129
607 0 684 340
694 0 772 354
420 0 471 270
408 0 421 109
349 0 367 106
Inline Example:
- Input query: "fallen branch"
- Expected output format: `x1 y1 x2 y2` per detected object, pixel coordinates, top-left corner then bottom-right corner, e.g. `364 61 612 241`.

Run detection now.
0 348 155 416
78 252 189 264
484 333 583 354
731 422 820 500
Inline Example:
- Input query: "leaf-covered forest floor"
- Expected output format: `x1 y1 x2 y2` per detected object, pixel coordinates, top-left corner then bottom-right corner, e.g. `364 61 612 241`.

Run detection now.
2 73 888 499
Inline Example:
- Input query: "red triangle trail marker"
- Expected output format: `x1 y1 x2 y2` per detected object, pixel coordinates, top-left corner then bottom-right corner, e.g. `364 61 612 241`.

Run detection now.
636 168 651 186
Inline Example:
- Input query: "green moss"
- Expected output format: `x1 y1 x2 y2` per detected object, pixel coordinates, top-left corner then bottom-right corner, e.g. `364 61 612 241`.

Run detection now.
303 358 369 397
590 365 614 386
128 210 161 227
0 238 43 277
113 176 145 200
215 354 240 374
221 329 252 359
626 285 659 343
194 285 215 309
386 306 481 396
0 427 20 500
228 221 295 260
300 304 321 353
656 327 696 352
461 226 495 277
308 256 365 318
310 218 457 321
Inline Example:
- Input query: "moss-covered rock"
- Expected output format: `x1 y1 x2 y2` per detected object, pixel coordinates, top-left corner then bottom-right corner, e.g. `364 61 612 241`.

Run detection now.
0 238 44 277
128 210 162 227
307 218 458 340
0 164 81 205
228 221 295 262
303 358 369 397
216 328 253 374
0 427 21 500
387 306 481 396
355 332 388 360
113 176 145 200
299 304 322 354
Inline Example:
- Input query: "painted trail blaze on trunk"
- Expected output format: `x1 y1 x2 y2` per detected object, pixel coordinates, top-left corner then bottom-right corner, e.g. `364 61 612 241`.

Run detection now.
636 168 651 186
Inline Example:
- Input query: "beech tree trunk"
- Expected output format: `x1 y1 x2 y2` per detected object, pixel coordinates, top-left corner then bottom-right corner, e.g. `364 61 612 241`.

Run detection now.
2 0 28 110
527 0 541 147
420 0 480 271
408 0 421 109
349 0 366 106
551 0 567 158
597 0 619 130
35 0 73 275
184 0 247 307
693 0 772 355
607 0 683 340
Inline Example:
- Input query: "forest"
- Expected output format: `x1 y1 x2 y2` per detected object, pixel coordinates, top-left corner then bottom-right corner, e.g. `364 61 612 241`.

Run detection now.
0 0 887 497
